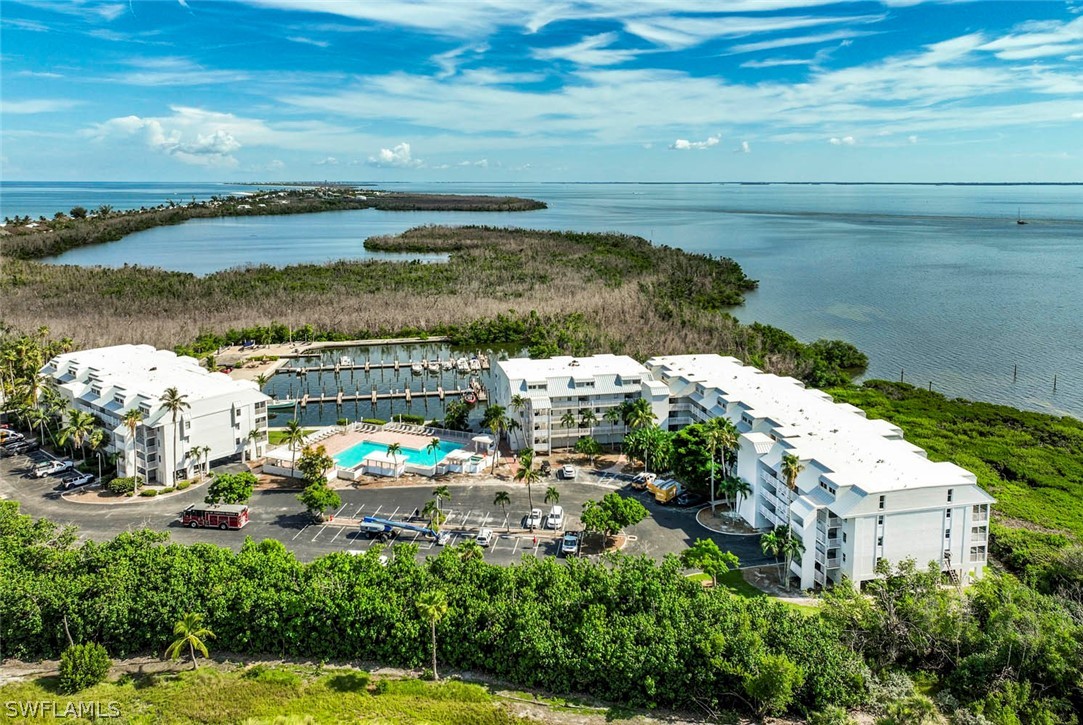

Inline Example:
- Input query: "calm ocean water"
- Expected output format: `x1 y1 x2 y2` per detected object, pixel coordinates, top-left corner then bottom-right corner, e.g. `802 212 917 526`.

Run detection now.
3 181 1082 419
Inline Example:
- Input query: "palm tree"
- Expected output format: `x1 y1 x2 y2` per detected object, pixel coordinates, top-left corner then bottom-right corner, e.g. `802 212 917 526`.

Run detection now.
514 449 541 524
415 590 449 680
422 499 443 530
761 525 805 590
560 410 577 451
432 484 451 511
387 442 403 477
509 394 527 448
730 477 752 519
715 417 739 476
121 408 144 481
255 373 270 389
59 409 96 463
282 419 306 479
493 490 511 531
603 407 623 450
761 527 785 585
578 408 598 438
24 406 48 445
245 428 263 463
780 528 806 591
165 612 215 671
623 398 655 430
481 405 513 474
161 387 191 486
425 437 442 467
198 445 212 478
544 486 560 505
781 453 804 492
87 428 105 481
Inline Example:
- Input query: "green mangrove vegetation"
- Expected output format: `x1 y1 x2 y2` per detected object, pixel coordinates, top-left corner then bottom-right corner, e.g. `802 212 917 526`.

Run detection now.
1 501 1079 722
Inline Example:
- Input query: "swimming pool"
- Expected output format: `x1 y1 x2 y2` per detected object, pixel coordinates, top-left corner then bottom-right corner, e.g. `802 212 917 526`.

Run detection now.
334 439 463 469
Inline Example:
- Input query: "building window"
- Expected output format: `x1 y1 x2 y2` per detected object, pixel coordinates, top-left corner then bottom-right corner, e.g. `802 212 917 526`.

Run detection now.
877 536 884 546
946 509 952 519
842 553 847 563
842 532 847 543
945 530 951 539
877 515 884 525
947 488 953 502
878 495 885 510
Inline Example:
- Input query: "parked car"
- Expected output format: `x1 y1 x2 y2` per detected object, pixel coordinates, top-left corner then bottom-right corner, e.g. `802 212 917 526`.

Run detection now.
560 464 577 480
674 492 706 508
630 471 657 491
526 508 543 529
3 440 40 456
55 472 95 490
475 528 494 547
561 531 581 556
33 459 73 478
0 429 24 445
540 460 552 476
546 505 564 530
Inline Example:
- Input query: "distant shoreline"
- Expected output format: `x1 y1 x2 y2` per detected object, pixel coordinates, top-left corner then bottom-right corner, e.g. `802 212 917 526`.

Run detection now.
0 186 547 260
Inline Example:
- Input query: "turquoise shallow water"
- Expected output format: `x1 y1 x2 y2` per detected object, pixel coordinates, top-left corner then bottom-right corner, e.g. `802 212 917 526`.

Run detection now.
335 439 463 469
5 181 1082 419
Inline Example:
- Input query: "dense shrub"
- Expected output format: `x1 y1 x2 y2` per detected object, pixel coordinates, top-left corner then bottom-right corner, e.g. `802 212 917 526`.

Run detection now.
139 489 158 497
0 501 864 716
107 476 137 495
58 643 112 694
176 480 191 491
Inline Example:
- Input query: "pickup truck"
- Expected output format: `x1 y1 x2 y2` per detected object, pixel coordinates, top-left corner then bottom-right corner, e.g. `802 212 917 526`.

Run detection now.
33 459 73 478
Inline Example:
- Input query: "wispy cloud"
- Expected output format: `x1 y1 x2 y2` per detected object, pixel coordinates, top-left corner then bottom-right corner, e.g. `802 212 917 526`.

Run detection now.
2 99 82 114
728 29 882 54
287 35 329 48
532 32 643 66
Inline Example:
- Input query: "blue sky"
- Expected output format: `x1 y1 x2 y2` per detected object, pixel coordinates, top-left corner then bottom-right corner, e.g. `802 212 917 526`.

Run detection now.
2 0 1081 182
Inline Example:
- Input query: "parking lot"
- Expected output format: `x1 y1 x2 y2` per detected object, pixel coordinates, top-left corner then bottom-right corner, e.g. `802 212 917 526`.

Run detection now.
0 448 769 567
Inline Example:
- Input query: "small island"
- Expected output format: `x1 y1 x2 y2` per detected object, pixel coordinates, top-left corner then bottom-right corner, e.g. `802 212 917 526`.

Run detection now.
0 186 547 260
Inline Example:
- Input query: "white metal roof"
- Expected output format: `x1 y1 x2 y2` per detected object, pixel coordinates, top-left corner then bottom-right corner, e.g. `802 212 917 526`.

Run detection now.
43 344 264 405
648 354 977 494
497 354 649 382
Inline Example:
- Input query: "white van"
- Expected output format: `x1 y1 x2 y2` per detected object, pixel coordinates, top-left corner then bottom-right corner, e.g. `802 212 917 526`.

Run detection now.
546 505 564 530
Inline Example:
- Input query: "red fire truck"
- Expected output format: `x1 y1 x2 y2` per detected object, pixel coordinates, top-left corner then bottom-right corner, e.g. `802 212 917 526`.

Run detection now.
181 503 250 530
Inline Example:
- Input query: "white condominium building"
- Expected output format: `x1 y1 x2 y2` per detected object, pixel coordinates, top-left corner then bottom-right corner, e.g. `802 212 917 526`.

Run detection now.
40 344 270 486
492 355 670 454
646 354 995 589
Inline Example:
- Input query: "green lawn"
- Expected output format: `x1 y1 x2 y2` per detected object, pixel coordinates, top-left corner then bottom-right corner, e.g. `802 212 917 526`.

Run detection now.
266 429 316 446
696 570 821 616
0 666 526 724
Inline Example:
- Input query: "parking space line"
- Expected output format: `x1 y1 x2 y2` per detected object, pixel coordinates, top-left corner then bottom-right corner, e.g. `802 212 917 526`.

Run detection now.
532 537 541 556
371 505 383 518
388 506 400 521
330 525 346 543
334 503 348 518
512 538 521 554
352 504 366 518
501 513 509 531
479 511 492 528
311 525 329 542
291 524 310 541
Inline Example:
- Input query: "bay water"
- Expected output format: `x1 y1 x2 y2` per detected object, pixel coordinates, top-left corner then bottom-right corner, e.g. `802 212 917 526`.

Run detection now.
3 181 1081 419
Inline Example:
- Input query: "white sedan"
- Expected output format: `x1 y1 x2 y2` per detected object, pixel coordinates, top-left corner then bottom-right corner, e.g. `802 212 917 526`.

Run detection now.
526 508 543 529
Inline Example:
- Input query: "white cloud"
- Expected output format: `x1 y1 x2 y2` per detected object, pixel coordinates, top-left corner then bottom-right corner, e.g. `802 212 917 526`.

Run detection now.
367 142 423 168
432 44 488 78
670 135 720 150
1 99 81 114
740 57 813 68
315 156 338 165
908 135 918 144
736 140 751 153
532 32 643 66
88 107 251 167
829 136 857 145
729 29 881 54
623 13 885 50
287 36 330 48
458 158 489 167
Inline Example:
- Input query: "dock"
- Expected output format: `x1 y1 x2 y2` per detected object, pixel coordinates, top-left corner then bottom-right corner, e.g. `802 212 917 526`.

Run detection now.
271 386 487 408
284 356 490 375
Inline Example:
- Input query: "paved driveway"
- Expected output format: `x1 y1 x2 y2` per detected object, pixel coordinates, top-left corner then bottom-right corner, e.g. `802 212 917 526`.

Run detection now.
1 452 768 566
